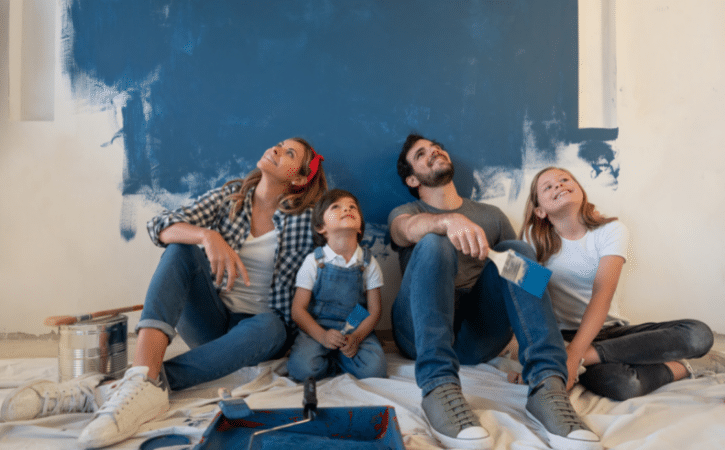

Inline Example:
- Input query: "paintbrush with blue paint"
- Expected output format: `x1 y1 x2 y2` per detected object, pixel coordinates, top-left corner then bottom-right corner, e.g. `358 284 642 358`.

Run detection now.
341 304 370 335
487 249 552 298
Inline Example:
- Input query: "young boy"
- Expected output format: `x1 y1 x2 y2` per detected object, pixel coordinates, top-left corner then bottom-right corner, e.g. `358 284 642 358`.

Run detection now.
287 189 387 381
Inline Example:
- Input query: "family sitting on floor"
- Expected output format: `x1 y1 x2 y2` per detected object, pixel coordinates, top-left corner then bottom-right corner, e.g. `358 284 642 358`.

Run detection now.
2 134 724 450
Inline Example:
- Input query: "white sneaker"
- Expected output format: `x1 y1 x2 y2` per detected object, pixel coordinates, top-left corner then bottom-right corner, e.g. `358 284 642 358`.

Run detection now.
682 350 725 378
1 373 106 421
77 366 169 449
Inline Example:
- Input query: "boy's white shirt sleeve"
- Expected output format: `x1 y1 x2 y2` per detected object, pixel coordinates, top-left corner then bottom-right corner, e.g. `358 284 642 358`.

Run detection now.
295 252 319 291
363 255 384 291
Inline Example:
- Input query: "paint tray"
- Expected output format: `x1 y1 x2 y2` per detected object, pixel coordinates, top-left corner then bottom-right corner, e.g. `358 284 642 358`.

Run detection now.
194 398 405 450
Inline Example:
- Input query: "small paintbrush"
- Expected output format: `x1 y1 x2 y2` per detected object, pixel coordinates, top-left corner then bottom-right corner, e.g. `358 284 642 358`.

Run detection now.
340 304 370 335
487 249 552 298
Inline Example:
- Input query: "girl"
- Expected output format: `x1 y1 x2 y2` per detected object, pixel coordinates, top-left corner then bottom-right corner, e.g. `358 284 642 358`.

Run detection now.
1 138 327 448
518 166 722 401
287 189 386 381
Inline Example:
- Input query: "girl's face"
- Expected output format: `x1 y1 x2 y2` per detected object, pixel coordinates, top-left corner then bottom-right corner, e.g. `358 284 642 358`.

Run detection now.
317 196 362 238
534 169 584 218
257 139 307 186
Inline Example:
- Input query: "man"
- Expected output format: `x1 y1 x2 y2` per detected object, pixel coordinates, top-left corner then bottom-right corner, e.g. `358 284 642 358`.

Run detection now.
388 134 602 450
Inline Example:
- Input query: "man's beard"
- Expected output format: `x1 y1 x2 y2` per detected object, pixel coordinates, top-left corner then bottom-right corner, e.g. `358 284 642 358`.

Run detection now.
416 163 455 188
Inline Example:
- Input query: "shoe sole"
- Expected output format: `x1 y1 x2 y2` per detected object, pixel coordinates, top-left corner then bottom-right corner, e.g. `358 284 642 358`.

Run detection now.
423 413 494 449
525 410 602 450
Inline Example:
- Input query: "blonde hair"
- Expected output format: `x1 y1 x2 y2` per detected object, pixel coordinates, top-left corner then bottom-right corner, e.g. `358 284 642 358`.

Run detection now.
519 167 616 263
223 137 328 219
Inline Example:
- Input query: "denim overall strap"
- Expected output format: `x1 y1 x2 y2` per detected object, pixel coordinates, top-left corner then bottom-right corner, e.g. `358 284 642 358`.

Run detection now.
311 251 367 330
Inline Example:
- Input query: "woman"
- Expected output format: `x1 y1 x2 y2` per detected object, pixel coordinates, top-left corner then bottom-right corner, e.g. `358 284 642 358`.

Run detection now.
1 138 327 449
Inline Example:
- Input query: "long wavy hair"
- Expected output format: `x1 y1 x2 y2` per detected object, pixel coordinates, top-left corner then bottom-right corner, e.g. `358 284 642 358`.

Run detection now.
223 137 328 219
519 167 616 263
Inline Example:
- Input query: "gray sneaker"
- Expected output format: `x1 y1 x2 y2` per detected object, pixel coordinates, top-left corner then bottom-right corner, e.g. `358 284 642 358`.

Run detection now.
421 383 493 449
525 376 602 450
682 350 725 378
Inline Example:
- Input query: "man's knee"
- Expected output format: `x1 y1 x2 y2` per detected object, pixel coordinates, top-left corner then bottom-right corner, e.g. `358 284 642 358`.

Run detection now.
412 233 457 262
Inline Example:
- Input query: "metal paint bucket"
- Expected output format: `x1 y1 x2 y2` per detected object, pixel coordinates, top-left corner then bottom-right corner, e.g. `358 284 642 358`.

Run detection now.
58 314 128 382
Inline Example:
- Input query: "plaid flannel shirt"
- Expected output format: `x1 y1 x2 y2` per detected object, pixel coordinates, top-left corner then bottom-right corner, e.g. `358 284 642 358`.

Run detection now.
147 183 314 326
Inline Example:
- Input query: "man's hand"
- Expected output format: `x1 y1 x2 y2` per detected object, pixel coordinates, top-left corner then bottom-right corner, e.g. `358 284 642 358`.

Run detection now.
443 214 490 260
201 230 250 291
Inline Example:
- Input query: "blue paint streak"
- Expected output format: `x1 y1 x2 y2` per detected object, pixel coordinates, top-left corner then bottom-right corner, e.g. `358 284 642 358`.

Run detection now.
63 0 616 235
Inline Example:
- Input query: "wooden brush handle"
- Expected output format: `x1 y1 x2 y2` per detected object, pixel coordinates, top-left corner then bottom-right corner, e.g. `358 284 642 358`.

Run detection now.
44 304 143 326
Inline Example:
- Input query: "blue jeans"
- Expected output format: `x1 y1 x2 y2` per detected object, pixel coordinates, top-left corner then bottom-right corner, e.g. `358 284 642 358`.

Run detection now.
287 331 387 381
137 244 290 391
562 319 713 400
392 235 567 396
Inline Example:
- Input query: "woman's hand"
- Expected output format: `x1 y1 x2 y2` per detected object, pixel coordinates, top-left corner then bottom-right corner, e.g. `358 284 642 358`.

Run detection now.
201 229 249 291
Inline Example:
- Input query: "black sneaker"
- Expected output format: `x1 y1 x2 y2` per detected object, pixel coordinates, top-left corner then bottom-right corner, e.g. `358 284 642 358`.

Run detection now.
421 383 493 449
525 376 602 450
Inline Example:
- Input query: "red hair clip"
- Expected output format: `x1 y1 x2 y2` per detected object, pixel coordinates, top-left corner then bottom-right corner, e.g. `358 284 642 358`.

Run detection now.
305 147 324 185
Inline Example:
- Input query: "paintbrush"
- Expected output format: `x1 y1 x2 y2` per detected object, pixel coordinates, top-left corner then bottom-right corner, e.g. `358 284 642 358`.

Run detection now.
44 305 144 326
340 304 370 335
487 249 552 298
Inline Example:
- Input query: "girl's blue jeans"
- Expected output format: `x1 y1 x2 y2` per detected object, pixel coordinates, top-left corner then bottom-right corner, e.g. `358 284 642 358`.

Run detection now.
137 244 290 391
392 234 568 396
562 319 713 400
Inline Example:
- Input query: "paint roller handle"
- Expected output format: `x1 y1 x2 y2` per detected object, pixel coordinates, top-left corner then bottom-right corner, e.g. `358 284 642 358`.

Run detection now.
44 304 144 326
303 376 317 420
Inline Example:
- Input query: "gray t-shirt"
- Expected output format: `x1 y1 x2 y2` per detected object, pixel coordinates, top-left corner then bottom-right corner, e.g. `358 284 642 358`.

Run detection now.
388 198 516 289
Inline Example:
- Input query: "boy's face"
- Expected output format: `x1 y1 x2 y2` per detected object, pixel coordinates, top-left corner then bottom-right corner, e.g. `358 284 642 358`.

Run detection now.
317 196 362 239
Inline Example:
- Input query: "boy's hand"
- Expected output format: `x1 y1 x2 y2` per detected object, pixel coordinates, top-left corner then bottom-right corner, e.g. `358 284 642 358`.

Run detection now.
341 334 361 358
321 329 345 349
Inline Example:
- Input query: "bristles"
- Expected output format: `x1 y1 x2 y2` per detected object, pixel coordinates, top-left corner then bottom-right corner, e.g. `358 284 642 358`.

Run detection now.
500 252 526 283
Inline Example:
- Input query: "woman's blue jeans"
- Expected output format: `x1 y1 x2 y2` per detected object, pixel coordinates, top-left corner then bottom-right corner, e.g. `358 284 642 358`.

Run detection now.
562 319 713 400
137 244 290 391
392 234 567 396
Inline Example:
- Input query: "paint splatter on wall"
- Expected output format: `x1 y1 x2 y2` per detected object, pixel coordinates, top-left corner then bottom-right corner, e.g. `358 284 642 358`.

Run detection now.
61 0 617 240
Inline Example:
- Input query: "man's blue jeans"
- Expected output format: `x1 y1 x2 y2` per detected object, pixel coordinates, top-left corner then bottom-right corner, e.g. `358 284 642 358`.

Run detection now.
136 244 290 391
391 234 567 396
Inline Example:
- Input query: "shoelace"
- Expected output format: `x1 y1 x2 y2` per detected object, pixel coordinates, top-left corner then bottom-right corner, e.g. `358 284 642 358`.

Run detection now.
42 383 97 416
98 373 148 417
539 387 583 431
437 385 478 429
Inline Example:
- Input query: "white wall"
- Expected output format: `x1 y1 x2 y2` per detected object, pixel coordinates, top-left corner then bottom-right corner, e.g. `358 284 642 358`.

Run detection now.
1 0 723 337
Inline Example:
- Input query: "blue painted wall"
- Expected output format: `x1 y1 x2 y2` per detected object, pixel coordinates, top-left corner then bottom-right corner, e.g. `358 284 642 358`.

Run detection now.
62 0 614 239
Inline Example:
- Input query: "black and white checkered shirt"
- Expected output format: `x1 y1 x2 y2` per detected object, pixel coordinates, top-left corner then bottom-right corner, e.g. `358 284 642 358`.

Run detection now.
147 183 314 326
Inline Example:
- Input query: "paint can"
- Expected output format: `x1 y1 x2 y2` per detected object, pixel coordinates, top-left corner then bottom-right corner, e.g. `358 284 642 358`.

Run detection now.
58 314 128 382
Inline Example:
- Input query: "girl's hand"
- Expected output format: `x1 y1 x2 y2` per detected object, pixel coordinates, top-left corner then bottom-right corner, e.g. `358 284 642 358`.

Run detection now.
201 229 249 291
565 348 587 391
321 329 345 350
341 334 361 358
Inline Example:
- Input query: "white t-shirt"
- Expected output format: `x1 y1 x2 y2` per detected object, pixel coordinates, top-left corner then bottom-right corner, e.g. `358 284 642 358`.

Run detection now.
219 229 277 314
530 220 630 330
295 244 384 293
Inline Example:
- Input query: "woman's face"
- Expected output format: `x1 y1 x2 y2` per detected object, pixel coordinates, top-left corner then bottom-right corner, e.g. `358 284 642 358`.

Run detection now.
257 139 307 185
534 169 584 218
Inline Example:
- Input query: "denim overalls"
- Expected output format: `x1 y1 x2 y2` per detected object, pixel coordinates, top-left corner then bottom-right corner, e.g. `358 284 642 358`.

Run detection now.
287 246 387 381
